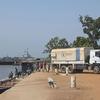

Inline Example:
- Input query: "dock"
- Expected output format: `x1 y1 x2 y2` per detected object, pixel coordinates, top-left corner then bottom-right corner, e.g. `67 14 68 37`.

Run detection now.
0 77 20 94
0 72 100 100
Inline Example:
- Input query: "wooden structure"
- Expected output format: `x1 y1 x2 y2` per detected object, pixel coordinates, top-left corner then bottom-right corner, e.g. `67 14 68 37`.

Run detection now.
21 60 34 73
0 78 17 94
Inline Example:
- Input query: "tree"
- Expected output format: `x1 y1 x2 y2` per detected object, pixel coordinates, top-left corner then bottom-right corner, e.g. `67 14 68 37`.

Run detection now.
79 15 100 48
44 37 69 54
58 38 69 48
72 36 92 47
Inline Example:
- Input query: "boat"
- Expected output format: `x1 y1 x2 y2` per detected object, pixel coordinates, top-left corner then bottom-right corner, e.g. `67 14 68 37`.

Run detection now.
0 77 17 94
0 87 11 94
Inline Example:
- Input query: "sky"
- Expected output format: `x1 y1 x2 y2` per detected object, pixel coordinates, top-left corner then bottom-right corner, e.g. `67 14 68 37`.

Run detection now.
0 0 100 57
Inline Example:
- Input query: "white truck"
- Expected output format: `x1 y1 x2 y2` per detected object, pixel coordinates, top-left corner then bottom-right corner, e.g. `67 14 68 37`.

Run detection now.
51 47 100 73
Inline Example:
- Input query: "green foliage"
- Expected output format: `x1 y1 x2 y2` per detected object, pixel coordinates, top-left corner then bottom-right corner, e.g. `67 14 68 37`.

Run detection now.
58 38 69 48
72 36 92 47
79 15 100 48
44 37 69 54
43 15 100 60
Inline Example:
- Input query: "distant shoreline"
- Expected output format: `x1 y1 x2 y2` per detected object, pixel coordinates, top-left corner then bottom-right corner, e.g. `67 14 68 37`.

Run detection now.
0 62 20 65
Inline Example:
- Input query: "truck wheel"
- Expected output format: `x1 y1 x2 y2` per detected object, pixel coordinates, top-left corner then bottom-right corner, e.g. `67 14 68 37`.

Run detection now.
61 66 66 73
93 66 100 74
68 67 74 73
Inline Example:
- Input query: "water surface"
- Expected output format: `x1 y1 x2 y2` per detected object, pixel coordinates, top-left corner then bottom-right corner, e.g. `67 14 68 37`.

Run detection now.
0 65 21 80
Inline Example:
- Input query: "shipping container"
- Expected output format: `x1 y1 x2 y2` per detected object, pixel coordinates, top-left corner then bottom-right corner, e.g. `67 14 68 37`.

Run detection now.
51 47 93 73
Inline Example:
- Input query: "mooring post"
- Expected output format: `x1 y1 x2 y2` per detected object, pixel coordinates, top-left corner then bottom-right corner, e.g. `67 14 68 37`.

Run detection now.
55 68 58 75
70 75 76 88
66 67 69 75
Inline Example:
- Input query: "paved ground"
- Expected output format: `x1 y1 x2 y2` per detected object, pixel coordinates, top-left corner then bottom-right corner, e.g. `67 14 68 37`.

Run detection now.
0 71 100 100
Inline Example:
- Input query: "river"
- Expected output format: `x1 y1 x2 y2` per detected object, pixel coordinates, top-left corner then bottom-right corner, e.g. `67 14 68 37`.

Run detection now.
0 65 22 81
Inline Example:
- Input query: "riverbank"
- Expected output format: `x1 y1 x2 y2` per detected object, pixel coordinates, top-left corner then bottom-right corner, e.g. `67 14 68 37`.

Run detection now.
0 77 23 94
0 72 100 100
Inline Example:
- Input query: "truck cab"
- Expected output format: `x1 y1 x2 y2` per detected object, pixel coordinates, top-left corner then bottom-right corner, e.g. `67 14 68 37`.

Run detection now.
90 50 100 64
89 50 100 73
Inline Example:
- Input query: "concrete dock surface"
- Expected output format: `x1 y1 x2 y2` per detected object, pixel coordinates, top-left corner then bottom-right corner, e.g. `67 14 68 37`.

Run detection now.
0 72 100 100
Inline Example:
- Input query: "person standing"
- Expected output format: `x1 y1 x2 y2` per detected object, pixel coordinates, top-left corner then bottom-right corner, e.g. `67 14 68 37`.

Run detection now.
8 71 13 79
15 67 18 78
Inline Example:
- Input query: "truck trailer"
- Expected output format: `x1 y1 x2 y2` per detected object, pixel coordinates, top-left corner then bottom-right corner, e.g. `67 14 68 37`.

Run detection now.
51 47 100 73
